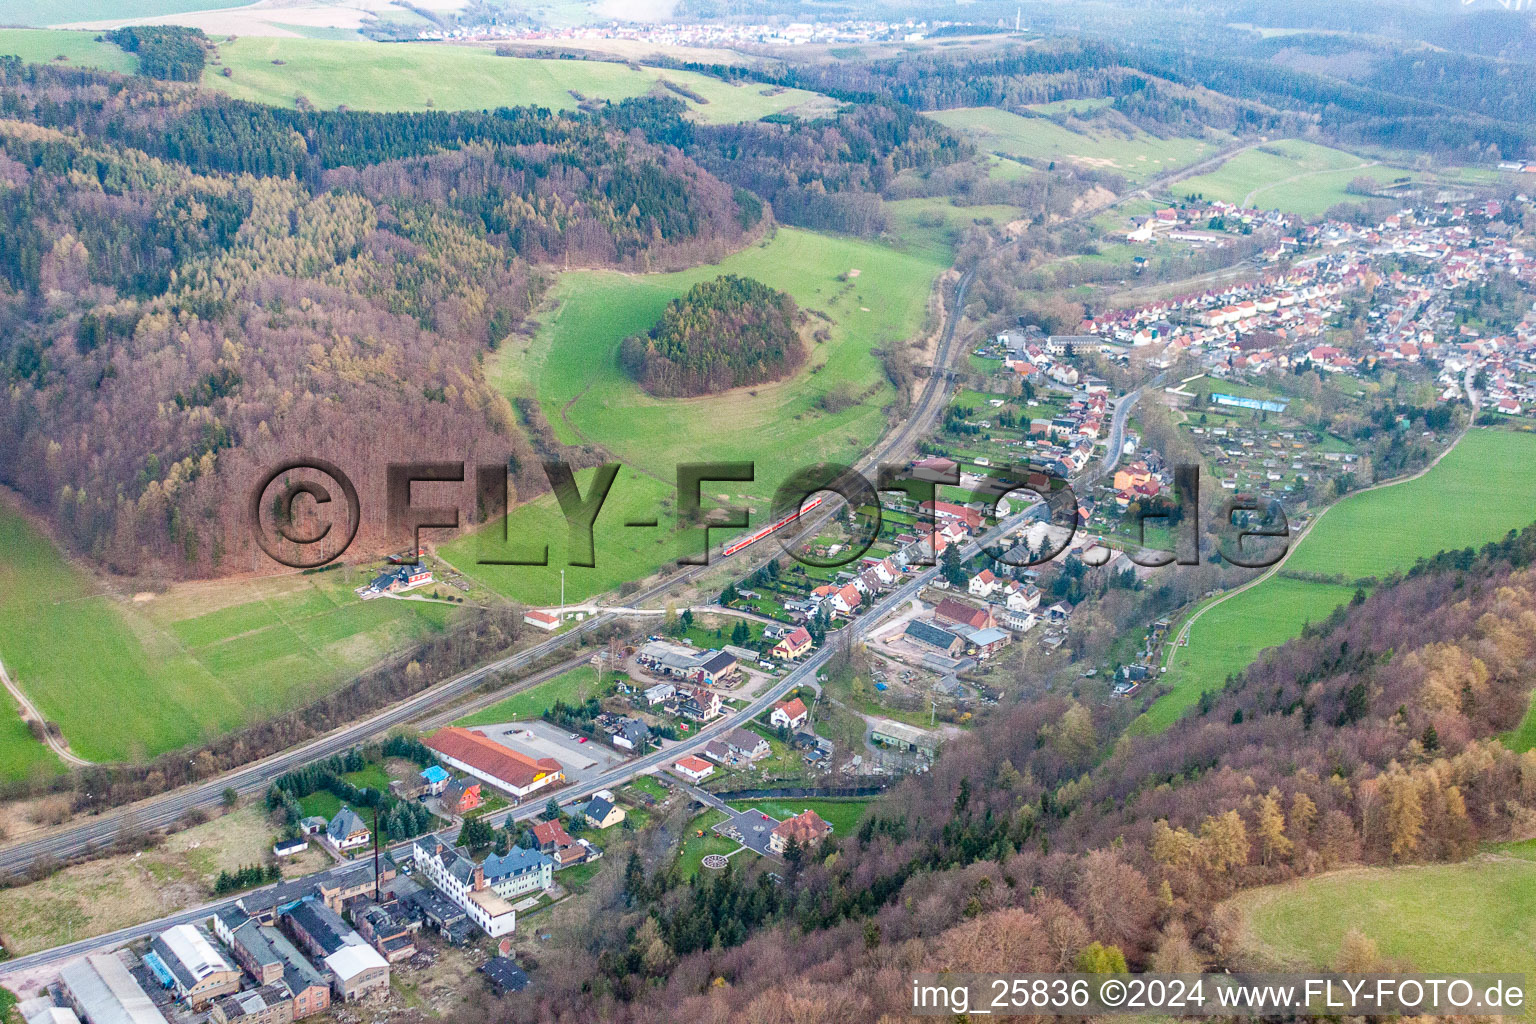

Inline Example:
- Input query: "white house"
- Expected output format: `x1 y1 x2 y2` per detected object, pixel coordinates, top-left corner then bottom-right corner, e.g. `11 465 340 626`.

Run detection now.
523 609 560 631
673 756 714 783
770 697 809 731
968 569 1000 598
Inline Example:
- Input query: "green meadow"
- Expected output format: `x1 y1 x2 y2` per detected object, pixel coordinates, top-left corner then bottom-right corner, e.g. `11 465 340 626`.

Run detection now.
1284 429 1536 581
882 197 1022 262
1142 429 1536 734
444 227 946 606
1174 138 1413 216
928 106 1219 183
0 29 137 73
455 665 611 727
0 500 455 774
2 0 247 26
1230 851 1536 1006
207 37 831 124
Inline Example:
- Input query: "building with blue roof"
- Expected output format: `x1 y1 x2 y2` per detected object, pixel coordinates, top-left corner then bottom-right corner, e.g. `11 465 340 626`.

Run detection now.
480 846 553 901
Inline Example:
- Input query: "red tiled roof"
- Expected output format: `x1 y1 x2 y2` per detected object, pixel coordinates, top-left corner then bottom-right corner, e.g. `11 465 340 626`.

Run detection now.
426 728 561 789
676 755 712 773
934 597 990 629
772 809 832 846
533 820 572 847
774 697 807 720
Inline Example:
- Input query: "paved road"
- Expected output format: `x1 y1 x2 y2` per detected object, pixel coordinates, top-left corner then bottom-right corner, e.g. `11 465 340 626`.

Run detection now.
0 272 975 880
0 365 1138 981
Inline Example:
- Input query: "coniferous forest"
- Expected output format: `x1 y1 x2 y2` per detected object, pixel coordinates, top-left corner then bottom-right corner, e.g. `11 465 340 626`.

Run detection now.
620 274 805 397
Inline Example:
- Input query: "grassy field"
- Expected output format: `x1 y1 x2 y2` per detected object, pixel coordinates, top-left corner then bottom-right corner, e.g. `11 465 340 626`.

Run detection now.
1143 429 1536 734
1136 578 1358 733
1027 97 1116 116
883 197 1021 262
1285 429 1536 581
1228 852 1536 995
726 797 871 835
5 0 248 26
443 227 946 606
455 665 611 727
929 106 1219 184
0 500 455 773
0 29 137 73
205 37 831 124
1174 139 1413 216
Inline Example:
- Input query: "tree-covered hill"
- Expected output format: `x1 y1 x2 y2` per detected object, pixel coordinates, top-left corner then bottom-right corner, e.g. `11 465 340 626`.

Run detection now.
620 273 806 397
0 59 763 576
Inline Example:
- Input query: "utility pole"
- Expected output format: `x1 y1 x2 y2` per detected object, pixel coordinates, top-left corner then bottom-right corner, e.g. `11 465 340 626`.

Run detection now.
560 569 566 621
372 807 381 902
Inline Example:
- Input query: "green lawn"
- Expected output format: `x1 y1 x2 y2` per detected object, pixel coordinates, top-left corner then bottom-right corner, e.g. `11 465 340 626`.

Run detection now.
627 775 671 802
205 37 831 124
455 665 610 727
726 797 871 835
676 808 735 878
0 29 137 73
443 227 946 606
928 106 1219 184
1230 855 1536 1000
1285 429 1536 582
0 500 455 774
1175 139 1412 216
1142 429 1536 735
0 686 58 784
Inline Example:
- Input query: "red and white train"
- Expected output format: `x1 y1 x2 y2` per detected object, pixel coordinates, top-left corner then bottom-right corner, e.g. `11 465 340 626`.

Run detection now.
720 496 824 557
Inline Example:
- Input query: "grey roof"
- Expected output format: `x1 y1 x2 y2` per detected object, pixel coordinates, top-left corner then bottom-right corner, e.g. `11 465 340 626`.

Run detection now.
726 727 765 753
213 984 290 1023
699 651 736 674
904 620 959 650
328 805 368 841
481 846 551 884
617 718 651 744
584 796 615 821
482 956 529 993
284 898 354 957
59 953 168 1024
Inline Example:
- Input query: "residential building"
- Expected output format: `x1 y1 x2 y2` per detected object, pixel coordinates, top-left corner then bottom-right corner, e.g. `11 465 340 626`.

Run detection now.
365 564 431 596
768 809 833 855
531 820 587 867
442 778 483 815
672 755 714 783
419 765 450 795
771 626 813 660
425 727 565 801
324 806 370 853
145 924 241 1008
481 846 554 899
770 697 809 731
581 796 626 829
611 717 651 751
693 651 739 686
678 686 723 721
967 569 1000 597
724 728 769 761
410 836 520 938
641 682 675 706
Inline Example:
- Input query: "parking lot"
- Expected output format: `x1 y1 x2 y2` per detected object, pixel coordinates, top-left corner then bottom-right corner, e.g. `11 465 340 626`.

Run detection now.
711 805 782 857
474 719 630 789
